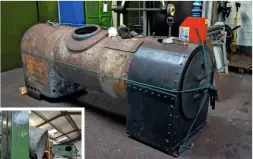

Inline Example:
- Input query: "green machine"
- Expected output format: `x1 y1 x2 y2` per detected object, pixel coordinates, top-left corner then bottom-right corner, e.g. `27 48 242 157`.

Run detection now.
85 1 113 27
0 111 29 159
53 144 79 159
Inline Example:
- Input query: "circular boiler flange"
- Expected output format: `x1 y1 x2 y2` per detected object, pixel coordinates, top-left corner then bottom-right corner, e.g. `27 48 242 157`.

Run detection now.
72 25 101 40
180 48 213 119
64 25 108 52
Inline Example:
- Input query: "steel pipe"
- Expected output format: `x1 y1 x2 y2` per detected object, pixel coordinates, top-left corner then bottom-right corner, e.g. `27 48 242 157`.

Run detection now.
207 30 221 37
125 8 161 11
207 24 223 32
112 7 162 12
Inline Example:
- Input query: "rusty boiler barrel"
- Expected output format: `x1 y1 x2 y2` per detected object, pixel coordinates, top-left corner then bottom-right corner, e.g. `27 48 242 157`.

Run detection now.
21 23 214 155
29 127 48 159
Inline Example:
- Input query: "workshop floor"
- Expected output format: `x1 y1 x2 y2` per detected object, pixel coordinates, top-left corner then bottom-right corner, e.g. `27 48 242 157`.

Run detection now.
1 68 252 159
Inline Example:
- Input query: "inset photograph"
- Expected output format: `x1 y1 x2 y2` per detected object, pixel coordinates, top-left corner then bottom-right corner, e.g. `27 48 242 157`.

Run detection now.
0 109 84 159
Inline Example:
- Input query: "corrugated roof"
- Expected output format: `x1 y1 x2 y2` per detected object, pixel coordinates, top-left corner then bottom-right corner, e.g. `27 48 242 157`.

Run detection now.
29 110 82 144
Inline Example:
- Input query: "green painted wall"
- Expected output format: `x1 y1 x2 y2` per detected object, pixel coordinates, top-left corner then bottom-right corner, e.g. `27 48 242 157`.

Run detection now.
85 1 100 25
1 1 38 72
38 1 58 23
85 1 112 27
0 111 29 159
1 1 59 72
1 1 113 72
11 111 29 159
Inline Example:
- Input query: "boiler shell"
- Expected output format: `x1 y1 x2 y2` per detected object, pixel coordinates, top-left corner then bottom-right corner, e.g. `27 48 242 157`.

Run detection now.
21 23 212 115
21 23 214 155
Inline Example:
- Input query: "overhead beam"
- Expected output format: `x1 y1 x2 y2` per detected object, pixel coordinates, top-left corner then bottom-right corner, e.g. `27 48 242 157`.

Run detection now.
35 111 81 128
53 129 81 140
35 113 63 128
62 111 82 139
65 112 82 116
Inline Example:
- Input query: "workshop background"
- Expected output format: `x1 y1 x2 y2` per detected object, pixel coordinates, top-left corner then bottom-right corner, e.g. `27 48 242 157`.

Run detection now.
1 1 252 72
1 1 252 159
225 1 252 52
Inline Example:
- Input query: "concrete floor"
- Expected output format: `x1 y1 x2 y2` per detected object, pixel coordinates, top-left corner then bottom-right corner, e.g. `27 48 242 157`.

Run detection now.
1 68 252 159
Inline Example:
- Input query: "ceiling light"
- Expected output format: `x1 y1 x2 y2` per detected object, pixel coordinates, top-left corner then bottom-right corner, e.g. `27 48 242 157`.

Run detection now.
48 129 58 135
52 141 58 144
49 139 59 145
57 137 68 142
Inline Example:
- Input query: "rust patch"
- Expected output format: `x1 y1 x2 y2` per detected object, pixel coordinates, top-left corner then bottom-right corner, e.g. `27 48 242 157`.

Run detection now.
21 24 70 58
112 53 134 99
22 41 33 50
113 78 127 98
99 48 134 99
23 53 48 84
104 36 144 53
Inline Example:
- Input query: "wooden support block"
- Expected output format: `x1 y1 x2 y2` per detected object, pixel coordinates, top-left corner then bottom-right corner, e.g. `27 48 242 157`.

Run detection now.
19 86 28 95
220 73 233 77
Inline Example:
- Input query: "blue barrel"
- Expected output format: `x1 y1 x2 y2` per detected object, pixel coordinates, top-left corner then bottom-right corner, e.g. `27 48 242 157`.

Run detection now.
192 1 202 17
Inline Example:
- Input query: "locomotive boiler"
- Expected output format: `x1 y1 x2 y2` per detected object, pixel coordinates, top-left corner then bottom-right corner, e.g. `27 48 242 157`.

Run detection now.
21 21 216 156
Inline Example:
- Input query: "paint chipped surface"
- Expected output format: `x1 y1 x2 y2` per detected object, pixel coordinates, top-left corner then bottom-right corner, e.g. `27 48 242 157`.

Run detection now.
22 54 49 84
